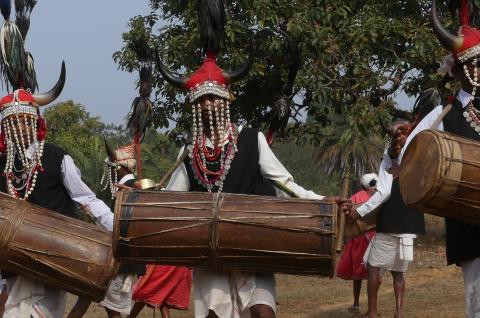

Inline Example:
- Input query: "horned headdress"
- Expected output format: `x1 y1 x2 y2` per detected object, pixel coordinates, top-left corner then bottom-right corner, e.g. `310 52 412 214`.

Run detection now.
0 0 66 200
432 0 480 94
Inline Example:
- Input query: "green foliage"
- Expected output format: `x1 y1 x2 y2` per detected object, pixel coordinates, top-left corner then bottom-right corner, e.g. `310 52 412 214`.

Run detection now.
114 0 445 133
272 140 342 196
43 101 107 194
43 101 177 201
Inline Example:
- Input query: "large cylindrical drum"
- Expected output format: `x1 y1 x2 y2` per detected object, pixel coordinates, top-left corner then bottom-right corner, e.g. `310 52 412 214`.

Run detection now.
399 129 480 225
0 193 116 301
114 190 337 276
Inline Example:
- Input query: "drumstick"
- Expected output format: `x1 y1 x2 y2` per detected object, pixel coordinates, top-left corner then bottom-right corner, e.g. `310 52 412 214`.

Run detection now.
156 146 189 189
272 180 298 198
336 177 350 253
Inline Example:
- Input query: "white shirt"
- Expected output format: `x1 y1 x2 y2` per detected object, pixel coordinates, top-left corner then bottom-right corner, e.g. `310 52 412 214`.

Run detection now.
167 126 324 200
118 173 134 185
21 143 113 231
355 89 476 217
61 155 113 231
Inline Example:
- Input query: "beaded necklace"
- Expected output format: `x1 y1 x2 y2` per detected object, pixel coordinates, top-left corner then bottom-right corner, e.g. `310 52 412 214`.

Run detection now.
462 58 480 134
100 160 118 198
463 100 480 133
189 95 238 192
2 115 44 200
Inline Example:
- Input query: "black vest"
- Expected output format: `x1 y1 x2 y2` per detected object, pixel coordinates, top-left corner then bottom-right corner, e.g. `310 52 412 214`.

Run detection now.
0 143 74 217
376 178 426 234
185 128 276 196
443 99 480 265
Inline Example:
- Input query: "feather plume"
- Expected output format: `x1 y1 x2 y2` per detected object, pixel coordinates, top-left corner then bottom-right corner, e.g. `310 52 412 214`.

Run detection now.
266 95 291 145
198 0 226 53
23 50 37 91
126 62 153 140
15 0 37 40
0 20 25 89
0 0 10 21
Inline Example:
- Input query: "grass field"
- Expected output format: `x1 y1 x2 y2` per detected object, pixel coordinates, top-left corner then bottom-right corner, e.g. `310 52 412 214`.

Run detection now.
68 238 464 317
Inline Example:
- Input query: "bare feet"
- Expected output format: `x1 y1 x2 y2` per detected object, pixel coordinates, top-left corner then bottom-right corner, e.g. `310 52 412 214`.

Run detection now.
347 304 360 314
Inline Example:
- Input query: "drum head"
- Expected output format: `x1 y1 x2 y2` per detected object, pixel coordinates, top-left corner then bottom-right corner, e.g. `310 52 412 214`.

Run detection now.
399 130 442 206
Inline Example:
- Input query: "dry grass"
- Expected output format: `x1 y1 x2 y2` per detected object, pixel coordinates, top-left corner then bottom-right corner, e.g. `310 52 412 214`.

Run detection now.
68 238 464 317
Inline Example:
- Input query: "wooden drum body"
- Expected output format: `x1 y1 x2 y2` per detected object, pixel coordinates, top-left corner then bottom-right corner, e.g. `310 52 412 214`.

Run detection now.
114 191 337 276
399 129 480 224
0 193 116 301
344 208 376 239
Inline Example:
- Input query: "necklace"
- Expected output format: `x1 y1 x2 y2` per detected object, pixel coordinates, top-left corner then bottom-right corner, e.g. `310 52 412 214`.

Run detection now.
463 101 480 133
188 124 238 192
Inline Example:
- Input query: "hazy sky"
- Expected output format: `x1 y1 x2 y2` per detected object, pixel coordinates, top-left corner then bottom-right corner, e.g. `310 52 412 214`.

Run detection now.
24 1 150 126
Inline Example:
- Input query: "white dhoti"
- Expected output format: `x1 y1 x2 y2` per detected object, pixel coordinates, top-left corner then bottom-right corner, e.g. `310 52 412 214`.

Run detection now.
194 268 276 318
461 257 480 318
100 273 133 314
364 233 415 272
4 275 66 318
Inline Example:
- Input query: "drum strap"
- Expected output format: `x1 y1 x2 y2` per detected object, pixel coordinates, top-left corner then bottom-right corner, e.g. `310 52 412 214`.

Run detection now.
0 200 29 262
431 104 452 130
209 192 224 269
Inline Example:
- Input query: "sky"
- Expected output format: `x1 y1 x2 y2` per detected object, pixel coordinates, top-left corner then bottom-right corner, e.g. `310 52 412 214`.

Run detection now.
24 1 151 126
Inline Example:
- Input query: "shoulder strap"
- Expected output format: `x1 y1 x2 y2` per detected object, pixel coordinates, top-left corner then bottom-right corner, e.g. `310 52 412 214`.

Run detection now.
431 104 452 130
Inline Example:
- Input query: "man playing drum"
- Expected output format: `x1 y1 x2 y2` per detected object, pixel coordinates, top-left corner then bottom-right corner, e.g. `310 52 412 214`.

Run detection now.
148 0 345 316
352 1 480 316
0 3 114 316
0 77 115 317
155 15 340 318
162 68 336 318
345 84 444 318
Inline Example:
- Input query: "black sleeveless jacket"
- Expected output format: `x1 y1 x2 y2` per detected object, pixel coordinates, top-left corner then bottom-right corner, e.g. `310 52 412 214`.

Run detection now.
376 178 426 235
442 99 480 265
185 127 276 196
0 143 74 217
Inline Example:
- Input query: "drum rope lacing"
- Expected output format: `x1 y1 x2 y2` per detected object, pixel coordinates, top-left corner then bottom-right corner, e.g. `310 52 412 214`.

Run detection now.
209 192 223 269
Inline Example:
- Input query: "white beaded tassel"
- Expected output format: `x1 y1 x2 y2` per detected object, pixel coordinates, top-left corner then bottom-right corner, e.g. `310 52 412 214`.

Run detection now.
207 102 215 145
197 102 209 185
214 99 222 143
2 113 44 200
464 58 480 97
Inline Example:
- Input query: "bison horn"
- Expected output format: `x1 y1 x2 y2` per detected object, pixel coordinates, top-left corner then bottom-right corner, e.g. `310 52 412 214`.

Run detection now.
33 61 66 106
223 40 254 83
432 0 463 52
154 51 188 89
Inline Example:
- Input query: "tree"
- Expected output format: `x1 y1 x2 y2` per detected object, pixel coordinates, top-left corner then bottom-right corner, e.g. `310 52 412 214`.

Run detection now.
43 101 178 197
43 101 109 194
113 0 446 139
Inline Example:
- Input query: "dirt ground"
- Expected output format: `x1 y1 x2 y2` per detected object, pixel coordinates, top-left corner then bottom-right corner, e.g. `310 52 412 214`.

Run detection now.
69 238 464 318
